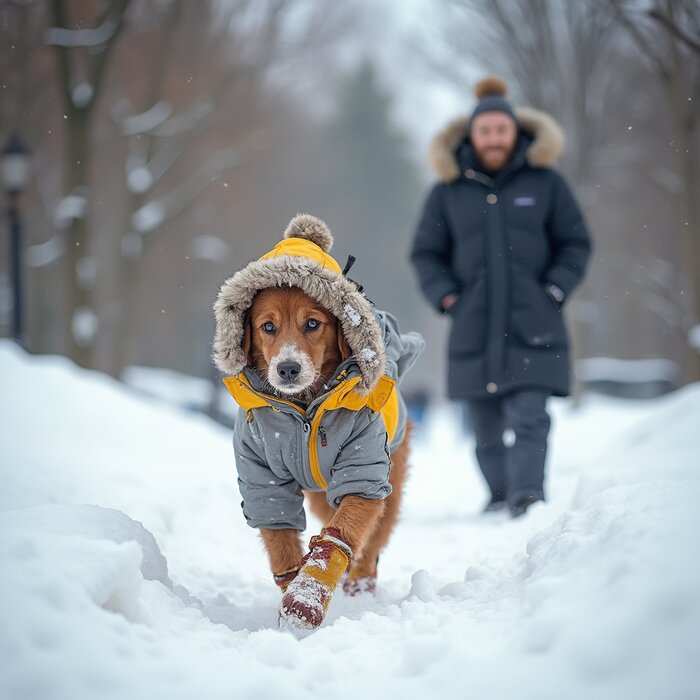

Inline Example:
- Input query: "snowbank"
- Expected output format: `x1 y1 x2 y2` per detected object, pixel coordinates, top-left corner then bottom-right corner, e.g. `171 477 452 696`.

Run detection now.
0 340 698 699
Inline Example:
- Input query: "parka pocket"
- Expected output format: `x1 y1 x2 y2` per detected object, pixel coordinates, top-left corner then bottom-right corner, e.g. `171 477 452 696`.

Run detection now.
447 274 487 355
509 273 567 348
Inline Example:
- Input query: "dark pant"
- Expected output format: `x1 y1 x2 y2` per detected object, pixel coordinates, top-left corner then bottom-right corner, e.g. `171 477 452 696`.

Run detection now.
465 390 551 505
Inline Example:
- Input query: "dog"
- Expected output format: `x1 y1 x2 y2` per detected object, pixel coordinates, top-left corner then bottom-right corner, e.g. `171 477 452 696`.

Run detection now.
213 214 423 631
248 286 412 594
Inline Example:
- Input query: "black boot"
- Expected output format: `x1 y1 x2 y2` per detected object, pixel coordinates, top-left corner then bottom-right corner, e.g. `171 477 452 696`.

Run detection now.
482 497 508 514
509 494 544 519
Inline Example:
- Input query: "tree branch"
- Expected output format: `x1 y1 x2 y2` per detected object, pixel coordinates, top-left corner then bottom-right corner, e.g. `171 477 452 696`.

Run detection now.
648 7 700 54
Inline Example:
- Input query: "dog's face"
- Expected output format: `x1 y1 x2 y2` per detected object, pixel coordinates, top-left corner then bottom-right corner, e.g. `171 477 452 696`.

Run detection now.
245 287 351 398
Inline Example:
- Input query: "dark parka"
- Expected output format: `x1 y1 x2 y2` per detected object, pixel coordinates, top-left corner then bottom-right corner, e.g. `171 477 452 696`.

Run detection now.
411 108 592 399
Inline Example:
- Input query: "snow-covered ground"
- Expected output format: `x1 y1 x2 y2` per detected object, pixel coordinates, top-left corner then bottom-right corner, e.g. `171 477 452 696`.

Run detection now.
1 339 698 700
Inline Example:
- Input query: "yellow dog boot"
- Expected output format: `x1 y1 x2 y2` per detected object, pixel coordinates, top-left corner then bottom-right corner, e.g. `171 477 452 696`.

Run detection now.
342 554 378 596
279 527 352 631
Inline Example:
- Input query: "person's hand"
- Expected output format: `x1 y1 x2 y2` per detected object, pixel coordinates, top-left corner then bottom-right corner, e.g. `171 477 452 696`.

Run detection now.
441 293 459 312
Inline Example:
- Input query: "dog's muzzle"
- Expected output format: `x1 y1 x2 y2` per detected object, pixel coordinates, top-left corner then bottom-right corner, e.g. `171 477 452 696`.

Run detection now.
268 344 316 394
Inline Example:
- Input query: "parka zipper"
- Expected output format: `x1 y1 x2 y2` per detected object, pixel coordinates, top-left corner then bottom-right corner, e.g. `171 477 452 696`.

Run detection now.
464 160 524 387
306 380 356 489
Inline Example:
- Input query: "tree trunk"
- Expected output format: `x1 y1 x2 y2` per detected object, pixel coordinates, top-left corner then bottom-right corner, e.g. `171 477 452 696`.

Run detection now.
63 108 94 368
674 117 700 381
50 0 132 369
667 20 700 382
112 230 142 377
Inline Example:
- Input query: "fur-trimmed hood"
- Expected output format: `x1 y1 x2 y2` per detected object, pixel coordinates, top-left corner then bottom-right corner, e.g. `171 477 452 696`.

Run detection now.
212 214 386 394
429 106 565 183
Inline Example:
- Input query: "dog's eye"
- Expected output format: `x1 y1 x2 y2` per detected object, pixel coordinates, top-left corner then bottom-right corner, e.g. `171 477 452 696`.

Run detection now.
306 318 320 331
261 321 276 334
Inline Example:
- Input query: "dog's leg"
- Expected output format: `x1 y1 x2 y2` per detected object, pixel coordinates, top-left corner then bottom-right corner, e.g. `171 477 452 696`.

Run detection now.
326 496 386 554
304 490 336 526
279 496 385 631
344 424 412 595
259 528 305 591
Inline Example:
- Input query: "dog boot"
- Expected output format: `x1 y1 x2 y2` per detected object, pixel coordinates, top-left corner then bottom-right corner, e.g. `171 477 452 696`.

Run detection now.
272 565 300 592
279 527 352 631
342 555 378 596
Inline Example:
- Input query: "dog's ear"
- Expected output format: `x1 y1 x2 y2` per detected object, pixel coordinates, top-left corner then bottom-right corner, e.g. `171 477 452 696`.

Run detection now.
243 314 253 364
337 320 352 360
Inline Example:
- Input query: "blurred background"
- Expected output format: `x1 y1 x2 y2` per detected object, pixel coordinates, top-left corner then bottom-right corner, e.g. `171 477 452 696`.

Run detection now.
1 0 698 423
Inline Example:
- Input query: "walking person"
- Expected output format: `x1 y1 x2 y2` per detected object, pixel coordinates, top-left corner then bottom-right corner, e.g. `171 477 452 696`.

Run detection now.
410 77 591 517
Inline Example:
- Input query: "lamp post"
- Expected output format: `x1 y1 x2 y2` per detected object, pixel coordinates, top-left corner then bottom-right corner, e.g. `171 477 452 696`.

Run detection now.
1 134 31 345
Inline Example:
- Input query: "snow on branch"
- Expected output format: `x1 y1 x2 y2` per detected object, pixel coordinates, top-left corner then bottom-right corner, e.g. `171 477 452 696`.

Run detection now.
150 99 215 139
53 190 88 229
45 16 118 48
125 142 185 195
72 82 94 108
131 149 242 234
26 234 67 268
189 236 230 262
119 101 173 136
131 201 166 234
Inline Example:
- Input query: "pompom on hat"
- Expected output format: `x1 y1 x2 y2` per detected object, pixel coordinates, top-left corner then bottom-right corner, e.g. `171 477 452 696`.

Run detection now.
470 75 517 125
212 214 386 394
474 76 508 100
282 213 334 252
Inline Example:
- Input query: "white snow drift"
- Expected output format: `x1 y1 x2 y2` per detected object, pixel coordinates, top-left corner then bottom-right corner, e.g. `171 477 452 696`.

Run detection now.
0 340 698 700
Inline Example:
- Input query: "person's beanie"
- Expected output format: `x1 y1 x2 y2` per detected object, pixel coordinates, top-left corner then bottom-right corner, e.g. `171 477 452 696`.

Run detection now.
470 76 516 124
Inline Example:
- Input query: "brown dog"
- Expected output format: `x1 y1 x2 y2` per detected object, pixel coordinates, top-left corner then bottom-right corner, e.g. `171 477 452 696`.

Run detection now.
213 213 424 630
246 286 410 595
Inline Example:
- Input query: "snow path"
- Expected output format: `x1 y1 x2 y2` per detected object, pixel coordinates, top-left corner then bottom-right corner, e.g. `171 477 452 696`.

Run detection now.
0 341 698 700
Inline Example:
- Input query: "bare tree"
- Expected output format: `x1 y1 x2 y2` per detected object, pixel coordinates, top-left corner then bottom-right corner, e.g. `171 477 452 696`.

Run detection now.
425 0 700 387
104 0 351 376
647 0 700 53
436 0 631 192
48 0 132 367
611 0 700 380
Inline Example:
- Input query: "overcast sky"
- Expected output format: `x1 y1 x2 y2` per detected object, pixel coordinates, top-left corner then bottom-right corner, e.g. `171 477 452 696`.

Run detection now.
353 0 476 161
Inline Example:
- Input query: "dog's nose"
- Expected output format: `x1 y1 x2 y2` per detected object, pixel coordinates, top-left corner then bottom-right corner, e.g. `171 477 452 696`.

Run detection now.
277 361 301 381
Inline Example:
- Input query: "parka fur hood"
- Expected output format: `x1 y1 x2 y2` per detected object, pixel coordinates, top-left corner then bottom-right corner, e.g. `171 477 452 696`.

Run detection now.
212 214 386 394
429 106 565 183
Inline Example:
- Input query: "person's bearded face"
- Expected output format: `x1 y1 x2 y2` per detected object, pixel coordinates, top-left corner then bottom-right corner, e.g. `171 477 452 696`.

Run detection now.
471 112 518 172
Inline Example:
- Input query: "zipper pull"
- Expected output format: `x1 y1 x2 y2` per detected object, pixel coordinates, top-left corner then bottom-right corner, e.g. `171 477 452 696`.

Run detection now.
319 426 327 447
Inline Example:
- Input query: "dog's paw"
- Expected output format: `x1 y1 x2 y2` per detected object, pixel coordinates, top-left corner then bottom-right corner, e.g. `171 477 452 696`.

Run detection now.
342 573 377 596
342 557 378 596
277 527 351 631
279 572 333 630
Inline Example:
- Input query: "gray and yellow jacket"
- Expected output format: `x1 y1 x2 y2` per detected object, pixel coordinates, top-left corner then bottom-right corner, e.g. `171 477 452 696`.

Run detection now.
212 214 424 531
225 310 421 530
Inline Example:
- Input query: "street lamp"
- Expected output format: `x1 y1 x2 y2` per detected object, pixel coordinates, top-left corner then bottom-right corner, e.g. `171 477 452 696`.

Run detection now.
1 133 31 345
